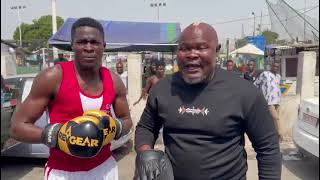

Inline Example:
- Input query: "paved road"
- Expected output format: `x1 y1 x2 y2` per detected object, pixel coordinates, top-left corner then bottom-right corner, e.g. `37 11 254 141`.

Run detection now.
1 140 319 180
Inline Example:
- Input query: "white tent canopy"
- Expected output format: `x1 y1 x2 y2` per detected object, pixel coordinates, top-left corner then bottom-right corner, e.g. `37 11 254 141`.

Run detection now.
230 43 264 56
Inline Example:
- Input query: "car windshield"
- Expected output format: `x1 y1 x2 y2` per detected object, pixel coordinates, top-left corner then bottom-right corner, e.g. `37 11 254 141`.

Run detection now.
3 77 26 102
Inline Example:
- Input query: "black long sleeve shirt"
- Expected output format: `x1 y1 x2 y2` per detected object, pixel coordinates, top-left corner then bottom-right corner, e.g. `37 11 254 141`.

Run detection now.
135 68 281 180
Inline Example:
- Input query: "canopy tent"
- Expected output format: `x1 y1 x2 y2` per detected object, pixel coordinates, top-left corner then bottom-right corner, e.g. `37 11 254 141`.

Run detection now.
230 43 264 56
48 18 181 52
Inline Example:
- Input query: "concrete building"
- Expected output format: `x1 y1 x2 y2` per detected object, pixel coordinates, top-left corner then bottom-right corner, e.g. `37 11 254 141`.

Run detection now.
1 40 18 77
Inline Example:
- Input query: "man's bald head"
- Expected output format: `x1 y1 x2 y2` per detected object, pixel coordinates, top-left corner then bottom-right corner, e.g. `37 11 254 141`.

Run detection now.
179 22 219 48
177 22 219 85
116 61 124 74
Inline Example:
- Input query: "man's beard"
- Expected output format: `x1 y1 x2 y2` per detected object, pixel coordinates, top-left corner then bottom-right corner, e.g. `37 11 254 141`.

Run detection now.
182 71 214 85
182 75 206 85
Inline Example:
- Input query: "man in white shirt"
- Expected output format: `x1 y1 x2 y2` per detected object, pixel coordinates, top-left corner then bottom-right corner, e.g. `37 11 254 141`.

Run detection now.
254 61 282 141
116 61 128 89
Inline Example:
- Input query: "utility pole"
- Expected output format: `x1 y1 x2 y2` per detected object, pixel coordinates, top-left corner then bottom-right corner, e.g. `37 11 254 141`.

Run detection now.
150 1 166 60
10 5 26 47
226 38 230 60
303 0 306 41
241 24 245 38
150 2 166 21
51 0 58 61
251 12 256 36
259 11 263 34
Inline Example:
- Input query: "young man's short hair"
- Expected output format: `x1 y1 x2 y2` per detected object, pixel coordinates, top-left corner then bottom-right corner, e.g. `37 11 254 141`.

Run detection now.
226 60 234 64
71 17 104 44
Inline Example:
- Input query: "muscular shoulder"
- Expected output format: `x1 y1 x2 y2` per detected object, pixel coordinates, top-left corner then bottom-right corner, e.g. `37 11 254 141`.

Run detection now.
110 71 126 96
30 65 62 97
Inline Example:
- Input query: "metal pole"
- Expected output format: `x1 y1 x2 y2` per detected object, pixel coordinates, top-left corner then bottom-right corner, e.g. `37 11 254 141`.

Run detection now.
42 48 47 69
259 11 263 34
157 3 160 60
252 12 256 36
157 5 160 21
17 7 22 46
303 0 306 41
254 15 256 36
226 38 229 60
51 0 58 61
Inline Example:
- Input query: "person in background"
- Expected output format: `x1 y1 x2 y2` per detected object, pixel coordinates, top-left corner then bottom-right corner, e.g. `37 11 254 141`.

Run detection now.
134 22 281 180
54 53 68 65
142 59 157 88
254 61 282 142
133 60 166 106
244 60 261 82
146 59 157 77
226 59 235 72
115 60 128 89
172 59 179 73
226 59 242 77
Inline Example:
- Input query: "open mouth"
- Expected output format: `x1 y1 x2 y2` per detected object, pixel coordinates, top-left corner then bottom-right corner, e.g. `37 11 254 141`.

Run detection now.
184 63 201 73
83 57 96 61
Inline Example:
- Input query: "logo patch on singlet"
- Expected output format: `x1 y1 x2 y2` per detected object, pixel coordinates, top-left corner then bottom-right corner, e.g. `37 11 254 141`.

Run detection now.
105 104 112 114
178 106 209 116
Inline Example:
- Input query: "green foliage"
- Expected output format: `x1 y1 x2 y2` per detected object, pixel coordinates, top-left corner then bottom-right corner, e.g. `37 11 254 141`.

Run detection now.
16 66 41 74
13 15 64 51
262 30 279 45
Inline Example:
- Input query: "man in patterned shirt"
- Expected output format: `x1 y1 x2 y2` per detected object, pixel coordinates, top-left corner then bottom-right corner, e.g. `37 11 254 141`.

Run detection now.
254 61 282 141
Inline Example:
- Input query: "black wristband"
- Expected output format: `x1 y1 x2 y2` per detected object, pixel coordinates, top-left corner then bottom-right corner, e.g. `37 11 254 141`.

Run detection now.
41 123 62 148
114 118 124 140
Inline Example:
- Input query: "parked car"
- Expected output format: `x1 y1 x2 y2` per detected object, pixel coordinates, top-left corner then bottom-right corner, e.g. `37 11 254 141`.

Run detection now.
1 74 132 158
293 97 319 158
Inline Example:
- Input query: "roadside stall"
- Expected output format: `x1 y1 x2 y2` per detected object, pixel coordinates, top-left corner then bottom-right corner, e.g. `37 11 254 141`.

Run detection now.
230 43 265 71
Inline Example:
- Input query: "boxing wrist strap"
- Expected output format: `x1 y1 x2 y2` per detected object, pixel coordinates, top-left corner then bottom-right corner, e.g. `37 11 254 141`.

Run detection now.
114 118 124 140
41 123 62 148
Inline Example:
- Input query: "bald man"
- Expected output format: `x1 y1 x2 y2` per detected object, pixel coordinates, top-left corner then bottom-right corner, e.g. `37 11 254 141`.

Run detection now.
115 61 128 88
134 22 281 180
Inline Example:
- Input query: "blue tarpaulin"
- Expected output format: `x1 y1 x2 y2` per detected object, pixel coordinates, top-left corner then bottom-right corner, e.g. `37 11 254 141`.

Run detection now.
246 35 266 51
48 18 181 52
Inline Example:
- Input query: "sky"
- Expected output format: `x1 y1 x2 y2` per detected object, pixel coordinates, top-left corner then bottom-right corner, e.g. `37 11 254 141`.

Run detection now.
1 0 319 44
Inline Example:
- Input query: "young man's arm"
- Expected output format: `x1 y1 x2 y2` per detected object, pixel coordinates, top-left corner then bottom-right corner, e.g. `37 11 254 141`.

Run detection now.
244 91 281 179
10 66 62 143
111 73 133 136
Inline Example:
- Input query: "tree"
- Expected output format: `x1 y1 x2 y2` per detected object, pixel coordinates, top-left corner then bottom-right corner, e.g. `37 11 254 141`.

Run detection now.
261 30 279 45
13 15 64 51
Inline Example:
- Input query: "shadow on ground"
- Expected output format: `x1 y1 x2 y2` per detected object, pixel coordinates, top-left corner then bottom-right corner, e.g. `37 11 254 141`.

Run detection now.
113 139 134 162
282 149 319 180
1 156 46 180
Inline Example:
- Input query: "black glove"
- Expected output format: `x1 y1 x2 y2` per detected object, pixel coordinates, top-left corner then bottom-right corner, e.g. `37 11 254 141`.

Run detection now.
134 150 174 180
